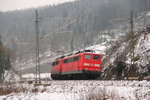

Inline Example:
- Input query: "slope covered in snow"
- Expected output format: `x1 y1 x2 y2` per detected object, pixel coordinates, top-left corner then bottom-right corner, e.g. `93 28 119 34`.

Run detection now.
102 24 150 79
3 70 20 83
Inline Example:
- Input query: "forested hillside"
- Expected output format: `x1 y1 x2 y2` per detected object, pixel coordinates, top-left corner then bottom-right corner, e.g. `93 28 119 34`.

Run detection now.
0 1 150 99
0 0 150 54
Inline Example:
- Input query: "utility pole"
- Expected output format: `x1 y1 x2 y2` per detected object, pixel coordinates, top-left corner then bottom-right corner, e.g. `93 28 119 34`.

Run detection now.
130 10 134 65
35 10 41 83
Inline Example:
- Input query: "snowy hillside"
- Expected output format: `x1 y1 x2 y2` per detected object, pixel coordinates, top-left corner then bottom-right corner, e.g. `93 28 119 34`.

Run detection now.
102 11 150 80
13 11 150 78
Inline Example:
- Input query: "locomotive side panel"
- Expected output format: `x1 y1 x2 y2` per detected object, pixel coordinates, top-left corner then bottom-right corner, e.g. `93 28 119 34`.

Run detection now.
61 55 80 74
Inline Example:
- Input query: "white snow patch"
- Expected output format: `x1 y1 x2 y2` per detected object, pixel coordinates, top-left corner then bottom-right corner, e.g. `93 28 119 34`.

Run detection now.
0 80 149 100
22 73 51 80
3 70 20 83
146 11 150 16
86 44 107 55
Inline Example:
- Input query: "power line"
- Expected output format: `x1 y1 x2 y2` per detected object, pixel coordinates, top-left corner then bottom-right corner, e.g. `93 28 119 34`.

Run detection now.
16 0 133 67
17 0 128 56
40 18 78 39
18 0 129 64
39 17 76 21
14 14 85 74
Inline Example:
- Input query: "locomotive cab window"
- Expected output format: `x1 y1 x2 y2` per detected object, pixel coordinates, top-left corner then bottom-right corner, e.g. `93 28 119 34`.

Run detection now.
94 55 100 60
84 54 91 59
52 62 55 66
55 61 59 65
52 61 59 66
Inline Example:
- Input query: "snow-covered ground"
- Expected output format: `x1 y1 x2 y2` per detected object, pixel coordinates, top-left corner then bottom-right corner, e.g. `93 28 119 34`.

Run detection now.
0 80 150 100
22 73 51 80
3 70 20 83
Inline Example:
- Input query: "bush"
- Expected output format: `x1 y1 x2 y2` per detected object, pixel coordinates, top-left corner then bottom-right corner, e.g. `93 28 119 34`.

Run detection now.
0 84 27 95
79 88 120 100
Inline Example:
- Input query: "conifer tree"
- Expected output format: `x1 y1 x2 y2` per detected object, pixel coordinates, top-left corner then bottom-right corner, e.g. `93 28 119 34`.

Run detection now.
0 36 11 82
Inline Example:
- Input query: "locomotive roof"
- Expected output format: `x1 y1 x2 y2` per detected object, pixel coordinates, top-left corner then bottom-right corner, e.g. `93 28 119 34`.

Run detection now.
55 49 99 60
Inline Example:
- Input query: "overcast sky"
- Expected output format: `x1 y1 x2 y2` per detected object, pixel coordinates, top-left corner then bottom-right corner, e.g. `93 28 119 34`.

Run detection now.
0 0 74 12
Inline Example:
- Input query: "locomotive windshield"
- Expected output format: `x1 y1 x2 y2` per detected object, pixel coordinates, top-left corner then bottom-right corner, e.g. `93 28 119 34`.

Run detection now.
84 54 91 59
52 61 59 66
94 55 100 60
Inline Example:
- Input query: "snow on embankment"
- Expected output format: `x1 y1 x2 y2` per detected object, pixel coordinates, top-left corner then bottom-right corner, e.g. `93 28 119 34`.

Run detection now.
102 25 150 80
22 73 51 80
86 44 107 55
0 80 150 100
3 70 20 83
133 33 150 76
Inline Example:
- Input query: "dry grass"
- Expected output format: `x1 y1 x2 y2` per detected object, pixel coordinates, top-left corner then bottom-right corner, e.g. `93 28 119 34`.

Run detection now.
0 84 27 95
79 88 123 100
0 82 51 95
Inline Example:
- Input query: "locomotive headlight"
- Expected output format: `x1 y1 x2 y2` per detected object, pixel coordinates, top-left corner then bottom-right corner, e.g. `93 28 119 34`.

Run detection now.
84 63 90 66
85 68 88 70
95 64 100 67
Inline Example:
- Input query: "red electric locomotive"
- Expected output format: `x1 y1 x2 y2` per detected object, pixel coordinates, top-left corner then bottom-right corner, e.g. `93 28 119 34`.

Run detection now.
51 50 103 80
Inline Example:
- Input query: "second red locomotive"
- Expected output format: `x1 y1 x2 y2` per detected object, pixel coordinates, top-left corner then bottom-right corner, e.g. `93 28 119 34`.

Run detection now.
51 50 103 80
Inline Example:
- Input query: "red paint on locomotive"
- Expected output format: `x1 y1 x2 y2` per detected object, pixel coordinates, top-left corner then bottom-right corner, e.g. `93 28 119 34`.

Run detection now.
51 52 103 80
